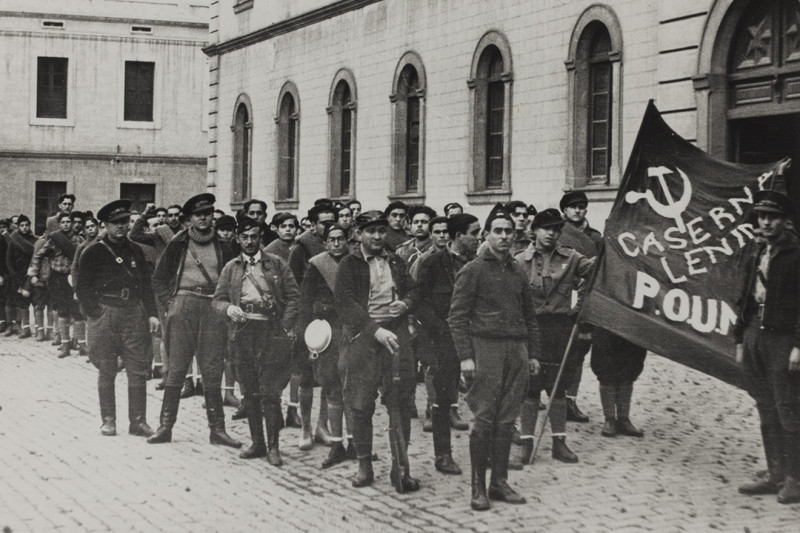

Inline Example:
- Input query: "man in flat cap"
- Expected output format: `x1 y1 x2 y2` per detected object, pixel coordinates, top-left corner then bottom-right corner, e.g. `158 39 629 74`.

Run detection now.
212 217 300 465
148 193 241 449
513 208 594 467
448 203 541 511
5 214 37 338
736 185 800 504
334 210 421 490
75 199 160 437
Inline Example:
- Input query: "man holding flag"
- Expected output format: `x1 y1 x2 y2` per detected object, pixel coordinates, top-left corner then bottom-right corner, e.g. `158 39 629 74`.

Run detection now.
735 185 800 504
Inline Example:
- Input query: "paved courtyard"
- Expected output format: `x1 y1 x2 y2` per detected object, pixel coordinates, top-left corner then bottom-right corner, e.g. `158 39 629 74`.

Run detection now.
1 335 799 532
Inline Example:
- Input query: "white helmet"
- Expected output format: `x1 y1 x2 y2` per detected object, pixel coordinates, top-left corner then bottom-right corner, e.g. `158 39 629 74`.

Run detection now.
304 319 332 360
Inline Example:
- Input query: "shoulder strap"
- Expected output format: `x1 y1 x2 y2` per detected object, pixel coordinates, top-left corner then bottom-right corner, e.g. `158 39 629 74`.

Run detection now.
187 241 216 287
98 240 136 280
309 253 339 291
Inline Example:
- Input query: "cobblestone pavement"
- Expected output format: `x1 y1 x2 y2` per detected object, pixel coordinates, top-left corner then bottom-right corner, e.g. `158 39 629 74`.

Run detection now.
1 335 800 533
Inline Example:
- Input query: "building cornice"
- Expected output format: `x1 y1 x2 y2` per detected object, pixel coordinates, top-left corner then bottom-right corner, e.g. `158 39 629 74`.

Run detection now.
0 29 207 46
203 0 383 57
0 10 208 29
0 150 206 165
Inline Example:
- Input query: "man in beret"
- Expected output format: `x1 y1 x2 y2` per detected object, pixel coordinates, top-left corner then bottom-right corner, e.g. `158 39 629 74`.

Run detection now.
30 211 85 358
334 210 421 490
416 213 482 476
448 204 541 510
736 186 800 504
513 208 594 467
212 217 300 465
298 222 353 468
148 193 241 449
287 202 338 441
5 214 37 338
264 212 299 261
74 200 160 436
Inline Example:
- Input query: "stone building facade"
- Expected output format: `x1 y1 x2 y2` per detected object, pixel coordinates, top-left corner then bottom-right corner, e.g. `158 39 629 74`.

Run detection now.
0 0 210 233
204 0 800 227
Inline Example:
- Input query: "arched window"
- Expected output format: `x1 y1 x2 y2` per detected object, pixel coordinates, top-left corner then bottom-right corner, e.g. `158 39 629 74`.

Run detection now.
327 69 357 199
390 52 427 200
467 31 513 204
231 95 252 204
566 6 623 189
275 82 300 207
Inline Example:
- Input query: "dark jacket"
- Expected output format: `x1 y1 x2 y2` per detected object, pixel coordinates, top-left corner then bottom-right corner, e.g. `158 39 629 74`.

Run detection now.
735 231 800 346
151 229 234 309
414 246 468 340
211 249 300 335
334 246 419 339
129 217 177 258
6 231 36 285
447 247 541 361
288 230 325 286
298 255 342 333
75 235 158 319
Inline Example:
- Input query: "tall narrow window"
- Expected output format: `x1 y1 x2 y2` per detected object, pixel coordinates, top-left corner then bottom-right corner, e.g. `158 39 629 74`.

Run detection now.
328 71 357 199
467 32 513 204
588 29 612 183
390 54 427 199
486 50 505 189
277 90 299 201
232 101 251 203
124 61 155 122
566 8 622 189
37 57 68 119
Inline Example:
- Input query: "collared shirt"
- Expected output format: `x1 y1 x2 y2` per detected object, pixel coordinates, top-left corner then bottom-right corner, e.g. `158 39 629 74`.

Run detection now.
361 243 396 322
241 251 273 308
754 244 771 304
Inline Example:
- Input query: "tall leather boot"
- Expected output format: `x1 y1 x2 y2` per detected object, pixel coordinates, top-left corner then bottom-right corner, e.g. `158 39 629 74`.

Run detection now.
550 397 579 463
285 372 302 427
615 383 644 437
315 389 333 445
298 386 313 450
99 384 116 436
470 431 491 511
180 376 195 398
264 401 284 466
488 428 526 504
778 430 800 504
128 386 154 437
240 395 267 459
432 405 461 474
147 386 182 444
206 391 242 448
599 384 617 437
351 413 374 487
57 341 71 358
511 399 537 468
740 424 783 494
322 400 347 469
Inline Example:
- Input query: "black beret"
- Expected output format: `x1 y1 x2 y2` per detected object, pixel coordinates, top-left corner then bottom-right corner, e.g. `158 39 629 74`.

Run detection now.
236 216 261 235
559 191 589 211
17 214 31 225
531 208 565 230
70 211 86 222
97 200 133 223
215 215 237 231
484 203 512 231
183 193 215 215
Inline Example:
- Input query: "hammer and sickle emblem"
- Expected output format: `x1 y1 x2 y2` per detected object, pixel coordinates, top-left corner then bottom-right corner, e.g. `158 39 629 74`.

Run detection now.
624 166 693 232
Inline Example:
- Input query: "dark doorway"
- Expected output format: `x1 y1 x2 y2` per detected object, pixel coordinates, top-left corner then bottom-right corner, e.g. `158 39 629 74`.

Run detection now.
35 181 67 236
120 183 156 215
730 114 800 225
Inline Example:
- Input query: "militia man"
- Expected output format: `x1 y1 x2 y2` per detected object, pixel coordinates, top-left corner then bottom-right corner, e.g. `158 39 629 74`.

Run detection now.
212 217 300 465
148 193 240 449
75 200 160 437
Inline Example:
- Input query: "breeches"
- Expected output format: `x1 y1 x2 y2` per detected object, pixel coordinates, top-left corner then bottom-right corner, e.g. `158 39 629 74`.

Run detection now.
529 314 575 399
231 320 292 404
88 304 151 390
164 294 225 389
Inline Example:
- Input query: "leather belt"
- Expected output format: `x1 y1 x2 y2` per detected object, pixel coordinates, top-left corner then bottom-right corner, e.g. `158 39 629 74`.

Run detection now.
176 287 215 298
99 289 138 307
242 302 271 315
